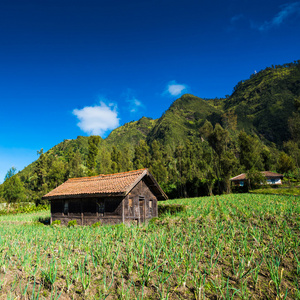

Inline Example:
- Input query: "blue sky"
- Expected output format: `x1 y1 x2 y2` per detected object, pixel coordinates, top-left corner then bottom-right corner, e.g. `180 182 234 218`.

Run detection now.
0 0 299 182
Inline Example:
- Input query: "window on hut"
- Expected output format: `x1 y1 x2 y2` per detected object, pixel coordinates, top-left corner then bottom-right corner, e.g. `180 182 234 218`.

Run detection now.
69 200 81 214
83 200 97 215
63 201 69 215
51 200 63 214
128 198 133 216
149 199 153 216
105 199 120 215
97 200 105 216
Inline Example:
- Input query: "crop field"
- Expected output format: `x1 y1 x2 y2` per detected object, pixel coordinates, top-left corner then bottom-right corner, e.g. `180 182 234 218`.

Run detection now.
0 194 299 299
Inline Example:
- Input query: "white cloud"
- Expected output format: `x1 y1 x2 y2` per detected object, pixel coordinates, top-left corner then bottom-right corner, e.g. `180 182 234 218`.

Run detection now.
230 14 244 24
128 98 144 113
164 80 188 96
258 2 300 31
73 101 120 136
123 88 145 113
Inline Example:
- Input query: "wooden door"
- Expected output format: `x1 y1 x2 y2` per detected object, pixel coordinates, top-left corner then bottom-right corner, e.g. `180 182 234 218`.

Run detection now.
139 197 145 223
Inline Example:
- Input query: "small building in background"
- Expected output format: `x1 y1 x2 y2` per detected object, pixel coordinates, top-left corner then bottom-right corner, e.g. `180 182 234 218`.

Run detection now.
43 168 168 225
230 171 284 187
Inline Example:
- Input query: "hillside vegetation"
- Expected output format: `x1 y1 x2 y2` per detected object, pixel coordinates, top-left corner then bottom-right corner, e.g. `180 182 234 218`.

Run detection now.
0 60 300 204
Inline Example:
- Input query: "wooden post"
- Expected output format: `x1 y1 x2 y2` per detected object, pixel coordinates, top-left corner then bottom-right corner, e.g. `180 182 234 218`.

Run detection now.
81 200 83 225
122 196 126 224
50 200 52 224
143 198 146 223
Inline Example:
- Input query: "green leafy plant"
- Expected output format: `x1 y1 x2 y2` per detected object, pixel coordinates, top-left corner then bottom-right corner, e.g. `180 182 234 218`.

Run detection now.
91 221 101 227
51 220 61 226
67 220 77 227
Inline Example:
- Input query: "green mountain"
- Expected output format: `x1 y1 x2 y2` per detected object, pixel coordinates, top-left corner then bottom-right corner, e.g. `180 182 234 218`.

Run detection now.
1 60 300 201
147 94 221 145
106 117 156 147
225 62 300 144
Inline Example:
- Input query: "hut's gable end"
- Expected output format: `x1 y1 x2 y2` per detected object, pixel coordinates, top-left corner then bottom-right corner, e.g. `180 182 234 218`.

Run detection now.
124 179 158 224
129 179 157 198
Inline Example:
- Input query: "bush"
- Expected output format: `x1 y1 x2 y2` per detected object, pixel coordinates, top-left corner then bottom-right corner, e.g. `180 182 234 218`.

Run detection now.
51 220 61 226
148 217 160 228
158 203 187 216
0 203 49 216
91 221 101 227
37 216 51 225
111 223 125 230
67 220 77 227
148 217 159 224
231 185 248 193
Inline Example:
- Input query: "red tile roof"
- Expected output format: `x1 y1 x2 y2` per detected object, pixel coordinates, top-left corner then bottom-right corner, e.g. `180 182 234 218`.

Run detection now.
230 173 247 181
261 171 283 178
43 168 168 200
230 171 283 181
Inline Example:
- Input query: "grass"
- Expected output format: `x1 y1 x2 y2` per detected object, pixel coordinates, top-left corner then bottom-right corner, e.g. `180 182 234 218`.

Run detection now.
251 186 300 196
0 194 298 299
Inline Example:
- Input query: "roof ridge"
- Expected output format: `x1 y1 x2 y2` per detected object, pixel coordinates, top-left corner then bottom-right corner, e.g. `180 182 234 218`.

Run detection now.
68 168 147 182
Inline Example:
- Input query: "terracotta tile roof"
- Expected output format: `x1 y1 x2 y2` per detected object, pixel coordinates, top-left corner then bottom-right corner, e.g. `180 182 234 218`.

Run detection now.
261 171 283 178
230 171 283 181
230 173 246 181
43 168 168 200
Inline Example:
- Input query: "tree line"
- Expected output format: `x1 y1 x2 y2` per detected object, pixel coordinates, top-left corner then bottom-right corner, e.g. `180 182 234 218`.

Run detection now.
1 117 299 205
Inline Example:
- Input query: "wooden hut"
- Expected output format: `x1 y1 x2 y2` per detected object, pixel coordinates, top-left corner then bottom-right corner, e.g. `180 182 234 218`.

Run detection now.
43 168 168 225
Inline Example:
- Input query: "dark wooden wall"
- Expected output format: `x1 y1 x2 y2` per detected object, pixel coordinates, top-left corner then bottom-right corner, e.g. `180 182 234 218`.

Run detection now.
51 197 123 225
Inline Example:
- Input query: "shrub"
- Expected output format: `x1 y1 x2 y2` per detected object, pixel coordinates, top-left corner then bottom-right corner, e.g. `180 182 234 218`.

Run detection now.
158 203 187 216
67 220 77 227
148 217 159 228
111 223 125 229
37 216 51 225
91 221 101 227
148 217 159 224
51 220 61 226
0 203 49 216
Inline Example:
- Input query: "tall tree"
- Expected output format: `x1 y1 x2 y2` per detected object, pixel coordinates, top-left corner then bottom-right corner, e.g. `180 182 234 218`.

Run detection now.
111 146 122 173
207 124 231 193
222 111 237 131
34 149 49 192
133 140 150 169
47 158 67 189
118 146 133 172
288 112 300 145
238 131 263 171
87 136 101 176
3 175 26 208
4 167 17 181
67 150 84 178
277 152 295 174
149 140 168 187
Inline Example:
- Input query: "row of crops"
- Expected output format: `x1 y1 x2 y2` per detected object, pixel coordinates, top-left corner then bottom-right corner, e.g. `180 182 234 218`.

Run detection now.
0 194 299 299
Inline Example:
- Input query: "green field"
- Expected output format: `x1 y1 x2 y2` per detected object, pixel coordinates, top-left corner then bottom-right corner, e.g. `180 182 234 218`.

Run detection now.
0 194 299 299
251 187 300 196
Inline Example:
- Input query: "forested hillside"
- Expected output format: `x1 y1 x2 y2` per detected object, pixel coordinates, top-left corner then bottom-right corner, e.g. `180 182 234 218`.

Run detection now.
1 61 300 203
